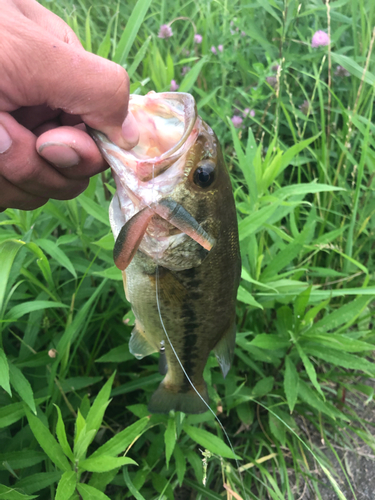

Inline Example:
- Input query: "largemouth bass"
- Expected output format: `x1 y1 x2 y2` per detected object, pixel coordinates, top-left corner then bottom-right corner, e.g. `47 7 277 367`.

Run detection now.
90 92 240 414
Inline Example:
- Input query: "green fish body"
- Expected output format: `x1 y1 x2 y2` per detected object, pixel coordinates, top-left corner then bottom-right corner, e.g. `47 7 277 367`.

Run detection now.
91 92 240 413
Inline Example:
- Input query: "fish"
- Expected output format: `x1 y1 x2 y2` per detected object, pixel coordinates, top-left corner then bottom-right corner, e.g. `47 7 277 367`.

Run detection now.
89 91 241 414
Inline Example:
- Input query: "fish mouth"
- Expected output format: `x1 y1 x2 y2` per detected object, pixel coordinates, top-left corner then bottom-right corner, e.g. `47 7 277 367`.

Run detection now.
113 197 215 271
90 92 199 182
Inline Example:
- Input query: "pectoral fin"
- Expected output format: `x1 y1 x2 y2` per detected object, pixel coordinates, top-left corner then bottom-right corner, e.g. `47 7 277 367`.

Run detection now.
213 322 237 378
113 207 154 270
129 321 158 359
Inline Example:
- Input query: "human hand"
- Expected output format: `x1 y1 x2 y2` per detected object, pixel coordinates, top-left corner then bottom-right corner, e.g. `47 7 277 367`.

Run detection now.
0 0 139 211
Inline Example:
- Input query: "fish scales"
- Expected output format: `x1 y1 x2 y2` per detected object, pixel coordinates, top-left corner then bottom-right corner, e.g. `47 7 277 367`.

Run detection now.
90 91 240 414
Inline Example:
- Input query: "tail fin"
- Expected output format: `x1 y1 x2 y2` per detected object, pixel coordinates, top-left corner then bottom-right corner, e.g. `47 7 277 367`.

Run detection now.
148 381 209 414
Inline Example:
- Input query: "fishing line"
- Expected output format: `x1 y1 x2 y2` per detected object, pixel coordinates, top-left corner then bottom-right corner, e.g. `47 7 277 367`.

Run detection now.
150 165 247 498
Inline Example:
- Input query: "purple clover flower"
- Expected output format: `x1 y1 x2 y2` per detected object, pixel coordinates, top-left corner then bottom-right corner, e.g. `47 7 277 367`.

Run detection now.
243 108 255 118
218 44 223 52
170 80 179 91
311 30 330 48
231 116 243 128
211 46 217 55
158 24 173 39
194 34 202 44
266 76 277 88
335 65 350 77
299 100 311 115
181 66 190 76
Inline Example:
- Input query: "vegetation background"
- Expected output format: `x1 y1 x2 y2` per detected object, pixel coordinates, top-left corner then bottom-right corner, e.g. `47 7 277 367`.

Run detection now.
1 0 375 498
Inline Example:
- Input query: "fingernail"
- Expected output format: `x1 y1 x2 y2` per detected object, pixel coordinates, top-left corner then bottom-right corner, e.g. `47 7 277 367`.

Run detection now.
38 142 80 168
0 124 12 153
121 111 139 149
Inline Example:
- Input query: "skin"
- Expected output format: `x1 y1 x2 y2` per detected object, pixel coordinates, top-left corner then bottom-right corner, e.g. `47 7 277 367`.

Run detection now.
0 0 139 211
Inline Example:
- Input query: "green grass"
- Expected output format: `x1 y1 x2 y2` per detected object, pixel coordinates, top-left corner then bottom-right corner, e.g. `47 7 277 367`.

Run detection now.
1 0 375 498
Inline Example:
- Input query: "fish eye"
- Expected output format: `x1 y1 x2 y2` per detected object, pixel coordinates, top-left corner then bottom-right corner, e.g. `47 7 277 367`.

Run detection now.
193 161 216 188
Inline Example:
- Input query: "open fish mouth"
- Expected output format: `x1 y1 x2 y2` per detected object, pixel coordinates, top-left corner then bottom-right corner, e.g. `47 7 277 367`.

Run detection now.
89 92 216 270
90 91 199 182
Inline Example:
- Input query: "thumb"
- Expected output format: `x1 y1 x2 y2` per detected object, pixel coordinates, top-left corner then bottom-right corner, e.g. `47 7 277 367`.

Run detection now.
1 12 138 149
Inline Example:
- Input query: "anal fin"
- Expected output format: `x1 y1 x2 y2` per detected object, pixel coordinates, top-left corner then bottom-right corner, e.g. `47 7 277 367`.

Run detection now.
129 321 158 360
214 322 237 378
148 381 209 414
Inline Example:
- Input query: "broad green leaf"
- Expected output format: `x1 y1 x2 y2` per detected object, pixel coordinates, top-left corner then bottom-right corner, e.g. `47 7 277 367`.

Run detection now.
113 0 152 65
123 468 146 500
183 425 240 459
248 334 290 350
85 372 115 438
284 355 299 413
77 484 111 500
304 345 375 376
91 417 149 458
0 348 11 396
128 36 151 79
179 57 208 92
269 412 286 446
252 376 274 398
0 451 45 471
54 405 75 461
79 455 136 472
228 121 258 205
164 416 176 469
88 469 120 493
55 471 76 500
97 15 115 59
111 373 162 396
96 344 133 363
274 182 344 199
261 210 316 280
295 344 325 400
91 233 114 251
237 286 263 309
186 450 204 483
74 410 86 446
92 266 122 281
0 402 26 428
0 239 24 313
294 286 311 327
56 280 107 366
84 8 92 52
276 135 320 179
306 296 371 335
9 363 36 414
173 444 186 487
5 300 68 320
302 333 374 353
238 203 279 241
26 411 71 472
0 485 37 500
74 428 97 460
35 239 77 278
77 194 109 226
298 380 348 421
331 53 375 85
15 472 62 495
196 86 220 110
